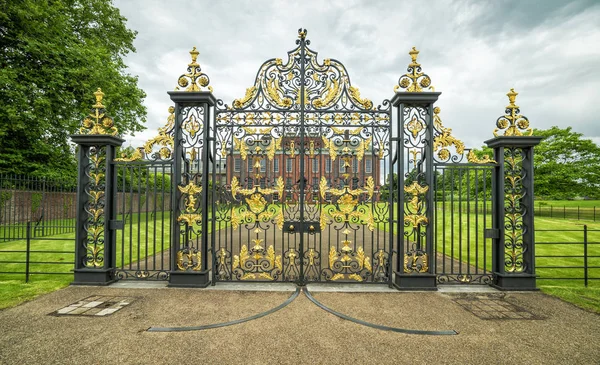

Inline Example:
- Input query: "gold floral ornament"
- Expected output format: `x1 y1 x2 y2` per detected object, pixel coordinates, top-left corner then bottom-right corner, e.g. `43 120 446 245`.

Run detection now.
176 47 214 93
79 88 118 136
115 106 175 162
394 47 435 93
493 88 532 137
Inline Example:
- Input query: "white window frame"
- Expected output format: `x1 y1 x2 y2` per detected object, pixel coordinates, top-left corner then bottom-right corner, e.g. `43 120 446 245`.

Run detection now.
274 158 279 173
234 158 241 172
286 159 293 173
312 158 319 173
365 158 372 173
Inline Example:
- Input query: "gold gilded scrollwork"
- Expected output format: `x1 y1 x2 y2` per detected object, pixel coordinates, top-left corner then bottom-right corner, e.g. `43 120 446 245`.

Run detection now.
394 47 434 93
84 147 106 268
176 47 213 93
348 86 373 110
403 180 430 274
233 86 258 109
115 106 175 162
177 181 202 226
79 88 118 136
467 150 496 164
266 77 293 108
176 248 202 271
493 89 532 137
325 230 372 282
230 176 285 230
319 176 375 231
232 237 282 281
404 252 429 273
504 147 526 273
432 107 466 161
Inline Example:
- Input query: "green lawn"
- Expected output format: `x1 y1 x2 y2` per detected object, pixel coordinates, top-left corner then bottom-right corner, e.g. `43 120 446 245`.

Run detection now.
1 202 599 313
0 231 75 309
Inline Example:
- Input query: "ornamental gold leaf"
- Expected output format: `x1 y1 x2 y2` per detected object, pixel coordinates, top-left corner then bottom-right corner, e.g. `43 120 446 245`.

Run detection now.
348 86 373 110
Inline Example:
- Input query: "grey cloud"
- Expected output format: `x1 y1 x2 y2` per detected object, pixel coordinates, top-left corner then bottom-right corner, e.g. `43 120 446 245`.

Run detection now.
114 0 600 149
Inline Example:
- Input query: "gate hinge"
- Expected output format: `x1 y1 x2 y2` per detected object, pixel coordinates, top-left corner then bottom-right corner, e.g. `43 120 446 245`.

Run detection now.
484 228 500 239
110 220 124 230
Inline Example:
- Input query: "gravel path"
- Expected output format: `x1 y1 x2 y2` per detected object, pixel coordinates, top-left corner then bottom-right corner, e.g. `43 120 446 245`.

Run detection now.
0 285 598 364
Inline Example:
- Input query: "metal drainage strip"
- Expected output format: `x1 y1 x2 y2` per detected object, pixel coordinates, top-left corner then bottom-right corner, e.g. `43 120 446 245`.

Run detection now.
147 287 301 333
147 287 457 336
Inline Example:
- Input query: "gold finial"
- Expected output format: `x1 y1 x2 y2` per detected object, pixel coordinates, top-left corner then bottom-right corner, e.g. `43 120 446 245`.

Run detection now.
93 88 105 108
298 29 307 40
493 88 532 137
189 46 199 67
176 46 213 92
79 88 118 136
507 88 518 108
408 47 420 66
394 47 434 93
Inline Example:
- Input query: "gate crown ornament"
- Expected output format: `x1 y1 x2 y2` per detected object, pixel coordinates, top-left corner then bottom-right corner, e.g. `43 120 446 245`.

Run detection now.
493 88 533 137
175 46 213 93
79 88 118 136
394 47 435 93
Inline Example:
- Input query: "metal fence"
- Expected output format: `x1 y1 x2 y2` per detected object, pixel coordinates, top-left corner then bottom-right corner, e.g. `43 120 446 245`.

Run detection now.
0 174 77 242
0 222 75 282
535 204 597 221
536 226 600 287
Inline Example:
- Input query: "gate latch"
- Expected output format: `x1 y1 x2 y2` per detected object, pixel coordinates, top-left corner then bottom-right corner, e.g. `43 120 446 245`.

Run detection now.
284 221 321 234
110 220 124 230
484 228 499 239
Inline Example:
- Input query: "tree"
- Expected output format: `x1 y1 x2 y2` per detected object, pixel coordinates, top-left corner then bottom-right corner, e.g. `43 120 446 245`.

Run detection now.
0 0 147 180
533 126 600 199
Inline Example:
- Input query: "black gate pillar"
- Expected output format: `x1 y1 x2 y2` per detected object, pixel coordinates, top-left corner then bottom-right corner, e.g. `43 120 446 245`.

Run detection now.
486 89 542 290
71 89 124 285
391 48 439 290
168 47 215 287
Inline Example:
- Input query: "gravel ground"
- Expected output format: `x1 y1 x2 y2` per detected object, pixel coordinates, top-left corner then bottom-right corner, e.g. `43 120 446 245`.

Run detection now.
0 285 598 364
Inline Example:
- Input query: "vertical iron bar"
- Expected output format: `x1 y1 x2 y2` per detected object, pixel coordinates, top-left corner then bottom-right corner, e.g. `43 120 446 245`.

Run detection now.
25 221 31 283
584 225 588 287
298 33 306 284
201 102 210 274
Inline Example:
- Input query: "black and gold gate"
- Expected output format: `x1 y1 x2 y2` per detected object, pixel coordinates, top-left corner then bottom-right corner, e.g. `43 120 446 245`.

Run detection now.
211 30 392 284
71 28 541 291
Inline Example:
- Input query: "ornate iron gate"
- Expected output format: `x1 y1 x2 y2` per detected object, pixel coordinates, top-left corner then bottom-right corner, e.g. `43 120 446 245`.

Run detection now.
71 28 542 291
211 30 392 283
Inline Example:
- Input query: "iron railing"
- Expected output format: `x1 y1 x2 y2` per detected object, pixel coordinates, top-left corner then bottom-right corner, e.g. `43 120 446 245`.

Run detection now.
0 222 75 282
536 226 600 287
0 174 77 242
535 204 598 221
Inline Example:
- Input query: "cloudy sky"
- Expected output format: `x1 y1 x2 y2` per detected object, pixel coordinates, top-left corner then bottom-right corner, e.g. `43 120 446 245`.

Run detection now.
113 0 600 149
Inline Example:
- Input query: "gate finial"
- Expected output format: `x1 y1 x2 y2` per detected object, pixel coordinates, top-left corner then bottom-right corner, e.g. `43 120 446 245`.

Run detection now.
175 46 213 93
394 47 435 93
493 88 533 137
79 88 118 136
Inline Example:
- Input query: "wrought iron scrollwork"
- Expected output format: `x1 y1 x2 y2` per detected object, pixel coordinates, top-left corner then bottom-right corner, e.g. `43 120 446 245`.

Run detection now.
494 89 532 137
79 88 118 136
83 145 106 268
503 147 527 272
394 47 434 93
176 47 213 92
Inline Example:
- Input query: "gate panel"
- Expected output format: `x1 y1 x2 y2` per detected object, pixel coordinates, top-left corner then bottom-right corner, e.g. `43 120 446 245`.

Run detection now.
212 29 392 283
114 161 173 280
434 165 494 284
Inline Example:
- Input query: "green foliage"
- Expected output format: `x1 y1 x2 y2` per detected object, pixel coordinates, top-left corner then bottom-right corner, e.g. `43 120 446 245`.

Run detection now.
30 192 42 216
0 0 147 179
533 127 600 199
